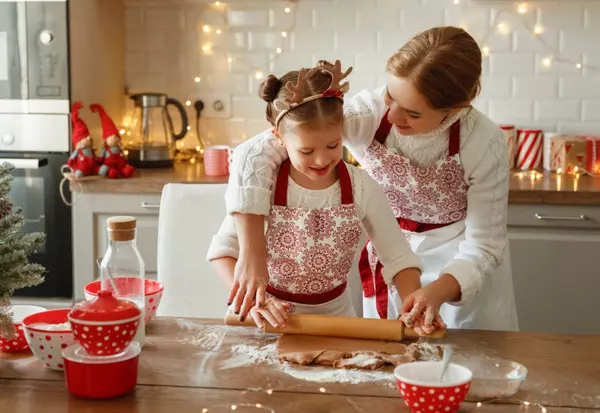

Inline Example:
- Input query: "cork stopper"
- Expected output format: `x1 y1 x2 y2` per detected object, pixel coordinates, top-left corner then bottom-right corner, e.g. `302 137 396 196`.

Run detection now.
107 216 136 241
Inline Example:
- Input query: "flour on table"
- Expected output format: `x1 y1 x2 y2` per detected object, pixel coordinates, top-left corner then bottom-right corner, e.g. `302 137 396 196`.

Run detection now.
220 340 395 386
173 320 240 352
281 363 395 385
220 341 278 370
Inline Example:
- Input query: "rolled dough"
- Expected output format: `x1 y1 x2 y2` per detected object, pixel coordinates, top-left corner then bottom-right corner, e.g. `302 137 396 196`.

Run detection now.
277 334 442 370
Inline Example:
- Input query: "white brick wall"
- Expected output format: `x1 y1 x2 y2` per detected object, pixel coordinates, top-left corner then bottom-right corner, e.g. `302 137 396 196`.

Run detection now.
124 0 600 148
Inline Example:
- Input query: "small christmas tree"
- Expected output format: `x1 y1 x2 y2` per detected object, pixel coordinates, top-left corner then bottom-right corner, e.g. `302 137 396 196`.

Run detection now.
0 163 46 338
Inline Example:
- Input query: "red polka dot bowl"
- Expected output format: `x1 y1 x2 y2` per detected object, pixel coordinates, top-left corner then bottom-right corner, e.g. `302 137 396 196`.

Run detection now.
394 361 473 413
0 305 47 353
84 278 164 324
69 290 142 357
22 308 75 370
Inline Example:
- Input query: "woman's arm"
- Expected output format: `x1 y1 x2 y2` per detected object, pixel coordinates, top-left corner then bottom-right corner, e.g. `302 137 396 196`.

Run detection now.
211 257 237 288
341 87 388 163
226 129 287 216
356 170 423 299
441 125 509 306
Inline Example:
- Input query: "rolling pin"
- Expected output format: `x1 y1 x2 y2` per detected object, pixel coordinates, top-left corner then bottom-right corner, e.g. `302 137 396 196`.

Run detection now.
224 313 445 341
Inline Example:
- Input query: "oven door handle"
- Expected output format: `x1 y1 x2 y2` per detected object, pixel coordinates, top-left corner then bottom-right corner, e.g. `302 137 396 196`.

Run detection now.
0 158 48 169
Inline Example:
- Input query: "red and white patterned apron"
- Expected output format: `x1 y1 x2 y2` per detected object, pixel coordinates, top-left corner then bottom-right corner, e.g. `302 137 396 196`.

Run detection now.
358 109 468 319
265 159 363 316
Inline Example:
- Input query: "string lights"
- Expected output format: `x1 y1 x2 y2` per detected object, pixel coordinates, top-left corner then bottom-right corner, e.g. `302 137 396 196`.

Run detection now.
194 0 299 85
474 398 549 412
474 1 599 72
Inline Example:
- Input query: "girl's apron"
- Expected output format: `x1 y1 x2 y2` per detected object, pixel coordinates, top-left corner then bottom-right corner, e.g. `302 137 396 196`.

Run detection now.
265 159 363 317
357 110 518 331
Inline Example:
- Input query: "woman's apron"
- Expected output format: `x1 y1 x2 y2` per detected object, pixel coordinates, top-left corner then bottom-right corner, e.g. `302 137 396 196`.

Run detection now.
357 110 518 331
265 159 363 317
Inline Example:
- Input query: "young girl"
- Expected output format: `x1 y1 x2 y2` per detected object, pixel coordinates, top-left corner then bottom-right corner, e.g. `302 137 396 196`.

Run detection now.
225 27 519 333
207 62 424 329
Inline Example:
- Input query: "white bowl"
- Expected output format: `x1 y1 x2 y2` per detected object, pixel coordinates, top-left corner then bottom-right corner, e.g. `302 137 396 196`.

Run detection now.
394 361 473 387
22 308 75 371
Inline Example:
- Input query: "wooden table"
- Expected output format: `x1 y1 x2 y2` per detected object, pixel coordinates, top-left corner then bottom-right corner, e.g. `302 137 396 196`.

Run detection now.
1 318 599 412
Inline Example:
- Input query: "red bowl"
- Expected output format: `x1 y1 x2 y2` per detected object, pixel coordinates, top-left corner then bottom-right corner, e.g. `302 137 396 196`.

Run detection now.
84 278 164 323
63 342 140 399
394 362 473 413
69 314 140 357
0 305 47 353
22 308 75 370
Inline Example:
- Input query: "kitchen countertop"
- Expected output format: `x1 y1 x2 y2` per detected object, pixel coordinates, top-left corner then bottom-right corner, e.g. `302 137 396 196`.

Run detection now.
70 162 600 205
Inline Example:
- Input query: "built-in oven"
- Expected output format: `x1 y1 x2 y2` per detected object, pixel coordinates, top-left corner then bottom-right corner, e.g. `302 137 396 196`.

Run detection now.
1 151 72 298
0 0 69 114
0 0 72 299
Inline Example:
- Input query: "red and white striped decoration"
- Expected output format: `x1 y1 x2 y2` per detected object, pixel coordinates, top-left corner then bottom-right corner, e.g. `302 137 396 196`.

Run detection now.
204 145 231 176
516 129 543 170
500 125 516 168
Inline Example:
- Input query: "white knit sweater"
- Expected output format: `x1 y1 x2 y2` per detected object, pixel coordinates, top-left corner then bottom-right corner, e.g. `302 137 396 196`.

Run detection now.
225 87 510 306
207 164 423 286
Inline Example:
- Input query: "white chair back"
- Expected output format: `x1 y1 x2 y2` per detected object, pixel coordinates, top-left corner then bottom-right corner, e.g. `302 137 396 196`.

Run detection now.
156 183 229 318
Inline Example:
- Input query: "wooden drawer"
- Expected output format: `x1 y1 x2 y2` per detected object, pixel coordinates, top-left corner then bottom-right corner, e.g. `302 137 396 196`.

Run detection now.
508 204 600 229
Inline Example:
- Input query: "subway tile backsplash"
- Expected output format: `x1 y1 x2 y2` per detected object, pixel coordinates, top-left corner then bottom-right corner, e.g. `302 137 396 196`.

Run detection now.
124 0 600 148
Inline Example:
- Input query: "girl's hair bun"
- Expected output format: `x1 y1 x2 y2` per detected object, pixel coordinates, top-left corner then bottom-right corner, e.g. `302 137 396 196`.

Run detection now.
259 75 283 103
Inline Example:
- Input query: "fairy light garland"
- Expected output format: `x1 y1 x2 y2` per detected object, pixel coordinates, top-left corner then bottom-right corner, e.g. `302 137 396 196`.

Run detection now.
119 0 299 149
196 0 299 85
467 1 600 72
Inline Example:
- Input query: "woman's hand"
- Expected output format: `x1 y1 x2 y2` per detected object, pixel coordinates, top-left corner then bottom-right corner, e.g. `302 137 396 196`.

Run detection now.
249 297 292 330
400 275 460 336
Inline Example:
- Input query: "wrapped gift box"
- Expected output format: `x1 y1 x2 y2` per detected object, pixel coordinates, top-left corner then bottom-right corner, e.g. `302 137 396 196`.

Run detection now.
549 135 600 174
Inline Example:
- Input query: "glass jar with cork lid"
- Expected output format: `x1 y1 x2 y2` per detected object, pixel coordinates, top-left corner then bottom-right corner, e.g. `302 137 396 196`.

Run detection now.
99 216 145 347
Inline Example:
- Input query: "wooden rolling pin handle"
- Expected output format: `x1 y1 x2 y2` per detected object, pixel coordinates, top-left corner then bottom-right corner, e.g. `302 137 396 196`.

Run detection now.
224 313 446 340
402 324 446 339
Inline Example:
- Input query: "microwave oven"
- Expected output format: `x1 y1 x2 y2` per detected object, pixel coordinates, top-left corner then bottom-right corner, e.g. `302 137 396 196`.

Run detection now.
0 0 69 114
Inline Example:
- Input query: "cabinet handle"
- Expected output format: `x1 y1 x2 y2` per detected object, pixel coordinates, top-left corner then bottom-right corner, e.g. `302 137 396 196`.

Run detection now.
141 202 160 209
534 213 588 221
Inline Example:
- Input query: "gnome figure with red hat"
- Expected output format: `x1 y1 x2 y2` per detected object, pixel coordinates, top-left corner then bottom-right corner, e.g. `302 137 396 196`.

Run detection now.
91 104 136 179
67 102 100 177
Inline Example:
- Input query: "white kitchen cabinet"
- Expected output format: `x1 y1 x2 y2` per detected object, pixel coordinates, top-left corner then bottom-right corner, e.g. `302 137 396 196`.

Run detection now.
72 192 161 301
508 204 600 335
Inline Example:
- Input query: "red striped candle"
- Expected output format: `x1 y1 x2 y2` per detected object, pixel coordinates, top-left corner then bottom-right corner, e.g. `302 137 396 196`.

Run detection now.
516 129 543 170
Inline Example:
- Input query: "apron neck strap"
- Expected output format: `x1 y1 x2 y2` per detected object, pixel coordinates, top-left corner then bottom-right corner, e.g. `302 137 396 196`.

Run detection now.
273 159 354 206
274 159 292 206
374 109 393 144
336 161 354 204
448 120 461 156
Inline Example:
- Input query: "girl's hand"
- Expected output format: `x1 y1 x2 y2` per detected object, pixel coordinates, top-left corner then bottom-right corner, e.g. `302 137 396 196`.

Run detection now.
249 297 292 330
229 213 270 321
229 248 269 321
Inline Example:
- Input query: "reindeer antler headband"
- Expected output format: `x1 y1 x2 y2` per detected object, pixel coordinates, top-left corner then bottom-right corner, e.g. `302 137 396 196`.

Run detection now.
274 60 353 127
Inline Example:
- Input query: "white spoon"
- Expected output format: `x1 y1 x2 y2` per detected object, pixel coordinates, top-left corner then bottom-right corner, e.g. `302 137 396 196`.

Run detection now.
439 345 453 383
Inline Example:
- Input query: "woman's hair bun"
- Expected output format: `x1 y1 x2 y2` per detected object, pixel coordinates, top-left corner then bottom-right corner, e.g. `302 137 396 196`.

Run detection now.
259 75 283 103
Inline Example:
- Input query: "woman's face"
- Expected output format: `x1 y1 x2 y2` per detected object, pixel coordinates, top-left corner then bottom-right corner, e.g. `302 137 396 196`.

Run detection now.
384 74 457 135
